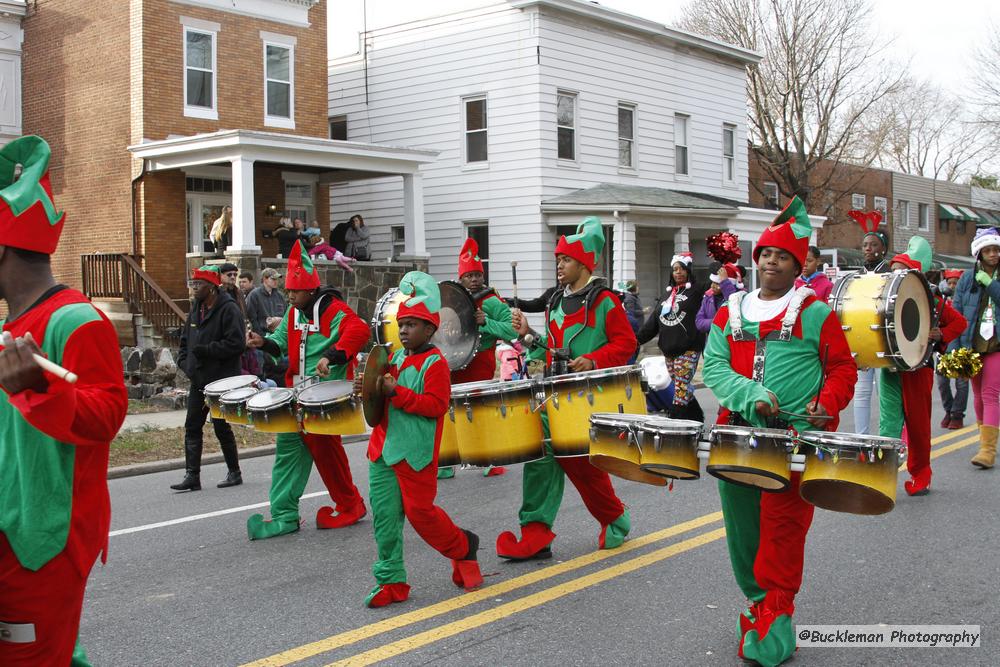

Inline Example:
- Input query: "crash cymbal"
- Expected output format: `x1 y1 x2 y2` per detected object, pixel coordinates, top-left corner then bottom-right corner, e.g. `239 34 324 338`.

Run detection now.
362 344 390 427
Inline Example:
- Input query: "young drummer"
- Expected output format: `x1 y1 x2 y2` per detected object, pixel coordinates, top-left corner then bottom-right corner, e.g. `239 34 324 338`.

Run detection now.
245 241 370 539
439 237 518 479
354 271 482 607
703 197 857 667
501 217 636 560
879 237 966 496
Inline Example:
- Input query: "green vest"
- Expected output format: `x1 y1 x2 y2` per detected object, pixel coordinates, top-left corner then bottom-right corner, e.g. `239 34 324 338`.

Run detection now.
380 349 442 471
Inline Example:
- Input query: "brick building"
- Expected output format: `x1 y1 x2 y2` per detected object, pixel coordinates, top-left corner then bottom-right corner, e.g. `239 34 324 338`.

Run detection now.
21 0 432 302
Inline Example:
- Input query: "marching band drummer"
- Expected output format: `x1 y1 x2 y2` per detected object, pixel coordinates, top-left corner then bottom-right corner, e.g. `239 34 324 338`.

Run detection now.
879 237 966 496
501 217 636 561
245 241 370 539
438 237 518 479
354 271 483 607
703 197 857 667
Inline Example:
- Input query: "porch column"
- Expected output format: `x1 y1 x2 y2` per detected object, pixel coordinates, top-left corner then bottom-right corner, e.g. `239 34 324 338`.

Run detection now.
613 214 636 289
229 157 261 252
399 172 428 257
674 225 690 253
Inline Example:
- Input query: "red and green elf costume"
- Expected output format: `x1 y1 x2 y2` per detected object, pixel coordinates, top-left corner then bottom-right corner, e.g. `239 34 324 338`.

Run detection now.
365 271 482 608
703 197 857 667
878 236 966 496
0 136 128 666
247 241 370 539
496 217 636 560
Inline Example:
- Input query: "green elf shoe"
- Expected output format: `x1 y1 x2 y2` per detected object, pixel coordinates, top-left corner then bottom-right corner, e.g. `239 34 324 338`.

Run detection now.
598 508 631 550
438 466 456 480
70 641 92 667
741 613 796 667
247 513 300 540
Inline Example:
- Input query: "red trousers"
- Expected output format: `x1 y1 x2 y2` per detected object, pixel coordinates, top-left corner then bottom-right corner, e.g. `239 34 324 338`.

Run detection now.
302 433 364 509
0 534 89 666
902 367 934 479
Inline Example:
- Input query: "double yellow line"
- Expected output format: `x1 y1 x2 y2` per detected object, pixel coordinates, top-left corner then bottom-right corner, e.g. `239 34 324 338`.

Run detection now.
245 426 979 667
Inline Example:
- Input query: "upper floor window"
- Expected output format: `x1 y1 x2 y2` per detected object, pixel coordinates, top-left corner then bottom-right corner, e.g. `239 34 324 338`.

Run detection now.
557 92 577 161
763 181 779 210
184 27 217 119
264 40 294 128
618 103 635 169
852 193 866 209
675 114 689 176
918 203 930 231
329 115 347 140
897 200 911 228
464 96 488 163
873 196 888 224
722 123 736 183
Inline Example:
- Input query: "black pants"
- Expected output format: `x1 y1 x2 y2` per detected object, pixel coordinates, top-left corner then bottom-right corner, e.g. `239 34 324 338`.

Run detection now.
185 384 240 476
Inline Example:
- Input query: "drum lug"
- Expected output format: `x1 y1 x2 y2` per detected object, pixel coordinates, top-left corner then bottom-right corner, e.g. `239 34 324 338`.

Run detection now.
465 402 474 423
587 391 595 406
499 404 507 418
589 428 597 442
841 325 851 331
653 434 662 452
448 403 456 423
625 385 633 400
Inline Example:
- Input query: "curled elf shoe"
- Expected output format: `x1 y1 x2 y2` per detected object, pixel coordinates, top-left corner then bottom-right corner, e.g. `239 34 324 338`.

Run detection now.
483 466 506 477
316 502 367 529
496 522 556 560
438 467 456 480
366 582 410 608
598 509 631 550
904 468 931 496
737 602 762 660
741 591 796 667
247 514 300 540
451 530 484 590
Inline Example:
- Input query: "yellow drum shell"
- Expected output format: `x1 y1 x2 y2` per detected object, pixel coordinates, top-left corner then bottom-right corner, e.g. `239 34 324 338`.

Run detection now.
639 418 702 480
798 433 901 515
204 375 259 420
452 380 544 467
545 366 647 458
438 415 462 468
298 381 367 436
218 387 260 425
589 414 666 487
372 288 405 357
246 388 300 434
707 426 792 492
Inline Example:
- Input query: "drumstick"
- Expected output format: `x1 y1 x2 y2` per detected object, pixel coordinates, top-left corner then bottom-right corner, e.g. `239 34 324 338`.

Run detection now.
808 344 829 417
511 261 520 310
0 331 78 384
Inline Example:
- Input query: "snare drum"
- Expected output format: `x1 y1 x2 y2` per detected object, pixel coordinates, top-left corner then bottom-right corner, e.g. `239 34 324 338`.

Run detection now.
639 417 702 480
543 365 647 457
297 380 367 436
218 386 260 425
246 388 300 433
707 425 795 491
588 413 667 486
452 379 545 467
439 413 462 468
830 269 933 370
798 431 903 515
203 375 260 419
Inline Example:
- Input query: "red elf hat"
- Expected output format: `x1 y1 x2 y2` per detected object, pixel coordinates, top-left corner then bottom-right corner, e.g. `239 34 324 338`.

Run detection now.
554 216 604 271
753 195 812 268
191 265 222 286
285 240 321 290
0 135 66 255
458 237 484 277
396 271 441 327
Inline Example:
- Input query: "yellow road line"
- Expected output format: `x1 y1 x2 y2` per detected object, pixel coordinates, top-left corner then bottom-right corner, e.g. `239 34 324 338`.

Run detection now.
930 434 979 459
931 424 977 444
241 512 723 667
326 528 728 667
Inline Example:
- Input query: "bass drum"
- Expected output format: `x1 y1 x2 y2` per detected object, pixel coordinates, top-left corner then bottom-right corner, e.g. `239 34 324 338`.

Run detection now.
830 269 932 370
371 288 405 356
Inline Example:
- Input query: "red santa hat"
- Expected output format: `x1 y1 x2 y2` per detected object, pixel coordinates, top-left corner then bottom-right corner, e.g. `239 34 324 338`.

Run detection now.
0 136 65 255
284 240 321 290
457 237 484 277
191 265 222 286
942 269 963 280
753 196 813 268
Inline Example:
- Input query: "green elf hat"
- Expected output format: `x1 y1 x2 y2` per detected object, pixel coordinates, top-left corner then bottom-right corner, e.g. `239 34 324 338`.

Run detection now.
285 239 320 290
457 237 484 277
0 135 65 255
890 235 932 272
396 271 441 327
191 265 221 286
753 195 812 268
554 216 604 271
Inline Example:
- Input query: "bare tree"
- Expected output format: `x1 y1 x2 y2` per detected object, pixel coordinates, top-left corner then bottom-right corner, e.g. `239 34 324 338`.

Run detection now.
974 24 1000 129
677 0 903 216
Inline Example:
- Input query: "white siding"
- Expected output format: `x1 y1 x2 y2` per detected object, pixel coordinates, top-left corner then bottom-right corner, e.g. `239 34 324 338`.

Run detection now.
891 173 936 253
972 186 1000 210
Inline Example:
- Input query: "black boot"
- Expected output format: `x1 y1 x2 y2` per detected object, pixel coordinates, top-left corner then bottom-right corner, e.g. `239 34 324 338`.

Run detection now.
218 470 243 488
463 529 480 561
170 473 201 491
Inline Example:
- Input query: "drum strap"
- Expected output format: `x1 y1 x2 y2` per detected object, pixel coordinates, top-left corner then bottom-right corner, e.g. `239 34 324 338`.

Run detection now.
292 295 326 385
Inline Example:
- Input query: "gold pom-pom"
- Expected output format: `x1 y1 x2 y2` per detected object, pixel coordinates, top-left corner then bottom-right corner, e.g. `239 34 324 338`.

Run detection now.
937 348 983 379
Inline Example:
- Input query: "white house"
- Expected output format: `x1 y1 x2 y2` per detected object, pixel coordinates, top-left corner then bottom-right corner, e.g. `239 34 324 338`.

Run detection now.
328 0 808 306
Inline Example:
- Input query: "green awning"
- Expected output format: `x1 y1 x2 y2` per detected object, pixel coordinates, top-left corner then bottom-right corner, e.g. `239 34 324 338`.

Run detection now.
975 208 1000 226
938 203 972 221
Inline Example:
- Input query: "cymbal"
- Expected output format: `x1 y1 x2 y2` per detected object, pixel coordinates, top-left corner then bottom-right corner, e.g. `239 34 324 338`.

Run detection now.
362 345 390 427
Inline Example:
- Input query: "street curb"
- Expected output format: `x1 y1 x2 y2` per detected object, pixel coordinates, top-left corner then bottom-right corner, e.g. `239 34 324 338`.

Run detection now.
107 434 370 480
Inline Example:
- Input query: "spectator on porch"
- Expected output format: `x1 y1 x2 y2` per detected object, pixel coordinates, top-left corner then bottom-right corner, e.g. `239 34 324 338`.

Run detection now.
303 220 322 238
307 235 356 272
275 217 306 257
209 205 232 257
343 214 371 260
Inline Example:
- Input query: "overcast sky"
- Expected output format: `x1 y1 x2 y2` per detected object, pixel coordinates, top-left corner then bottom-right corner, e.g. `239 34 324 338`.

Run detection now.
329 0 999 95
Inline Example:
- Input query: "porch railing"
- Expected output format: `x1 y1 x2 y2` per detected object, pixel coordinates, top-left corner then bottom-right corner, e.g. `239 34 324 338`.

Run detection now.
81 253 187 347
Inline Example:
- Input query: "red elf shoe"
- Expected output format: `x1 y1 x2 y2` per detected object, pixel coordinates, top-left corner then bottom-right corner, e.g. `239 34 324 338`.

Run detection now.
316 501 367 529
452 530 484 590
365 582 411 608
496 522 555 560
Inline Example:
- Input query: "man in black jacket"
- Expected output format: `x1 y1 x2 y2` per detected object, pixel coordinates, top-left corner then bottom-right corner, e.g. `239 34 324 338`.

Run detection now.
171 266 247 492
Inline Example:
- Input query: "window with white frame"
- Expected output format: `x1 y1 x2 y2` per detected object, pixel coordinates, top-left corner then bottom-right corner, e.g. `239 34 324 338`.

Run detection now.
918 203 930 231
675 114 689 176
873 196 888 224
390 225 406 258
464 96 488 163
466 222 490 282
618 103 635 168
264 40 294 127
557 92 576 161
722 123 736 183
897 200 911 228
851 193 866 209
329 115 347 140
184 27 217 119
763 181 780 209
284 180 314 225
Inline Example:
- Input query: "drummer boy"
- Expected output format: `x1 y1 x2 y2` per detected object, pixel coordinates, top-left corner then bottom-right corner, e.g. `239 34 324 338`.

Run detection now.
353 270 483 607
702 196 857 666
245 240 371 539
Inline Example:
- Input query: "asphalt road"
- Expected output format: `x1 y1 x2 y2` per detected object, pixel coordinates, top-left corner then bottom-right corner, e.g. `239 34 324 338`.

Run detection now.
81 389 998 667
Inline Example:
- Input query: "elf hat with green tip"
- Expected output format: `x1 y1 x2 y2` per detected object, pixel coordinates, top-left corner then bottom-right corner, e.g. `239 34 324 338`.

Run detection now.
554 216 605 271
753 195 812 268
0 135 65 255
396 271 441 327
191 265 221 286
285 240 320 290
457 237 484 277
890 235 932 272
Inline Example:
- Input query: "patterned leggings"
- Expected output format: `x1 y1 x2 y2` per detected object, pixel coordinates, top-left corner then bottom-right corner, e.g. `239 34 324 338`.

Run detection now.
667 351 700 407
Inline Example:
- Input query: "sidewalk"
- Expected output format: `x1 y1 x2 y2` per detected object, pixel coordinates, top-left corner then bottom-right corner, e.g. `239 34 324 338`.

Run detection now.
120 410 187 434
